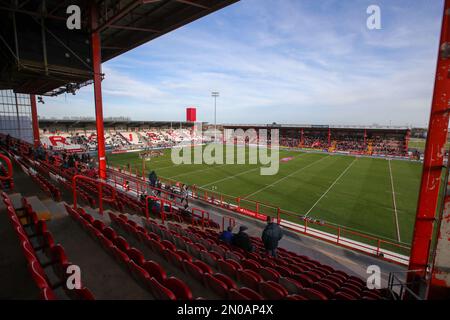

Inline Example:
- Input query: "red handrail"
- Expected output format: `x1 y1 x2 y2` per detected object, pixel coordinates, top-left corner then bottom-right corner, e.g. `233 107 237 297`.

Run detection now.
0 154 13 181
192 208 209 230
222 216 236 231
145 195 169 223
72 175 116 215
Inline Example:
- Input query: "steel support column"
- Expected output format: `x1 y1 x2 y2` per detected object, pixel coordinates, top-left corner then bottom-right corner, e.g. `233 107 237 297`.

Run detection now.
90 4 107 180
407 0 450 295
30 94 40 147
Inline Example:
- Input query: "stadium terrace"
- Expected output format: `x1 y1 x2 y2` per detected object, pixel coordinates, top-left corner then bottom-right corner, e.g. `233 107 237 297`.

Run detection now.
0 0 449 306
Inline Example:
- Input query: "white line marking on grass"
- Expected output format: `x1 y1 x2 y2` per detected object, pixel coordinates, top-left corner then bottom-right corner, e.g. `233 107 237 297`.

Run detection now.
388 159 402 242
201 166 260 188
169 163 228 179
304 158 357 217
243 155 330 200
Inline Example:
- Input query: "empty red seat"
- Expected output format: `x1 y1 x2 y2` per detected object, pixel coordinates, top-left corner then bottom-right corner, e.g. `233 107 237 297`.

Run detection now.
238 269 263 292
161 240 176 252
241 259 261 270
183 260 205 283
302 288 329 300
204 273 229 299
279 276 303 295
164 277 193 300
217 260 239 279
292 273 314 288
127 247 145 266
40 287 57 300
147 278 176 300
93 220 105 231
103 227 117 241
128 260 151 285
335 291 358 300
312 282 335 299
114 236 130 252
285 294 308 300
259 267 281 282
143 260 167 283
112 246 130 266
193 260 213 275
214 273 237 290
259 281 289 299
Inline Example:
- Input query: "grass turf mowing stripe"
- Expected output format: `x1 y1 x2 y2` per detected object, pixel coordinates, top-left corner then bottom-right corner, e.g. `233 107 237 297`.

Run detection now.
200 153 306 188
242 154 331 200
388 159 401 242
304 157 357 217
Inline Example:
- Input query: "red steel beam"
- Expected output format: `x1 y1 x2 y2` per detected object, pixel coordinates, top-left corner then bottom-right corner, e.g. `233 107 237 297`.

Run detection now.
90 4 107 180
30 94 40 147
407 0 450 292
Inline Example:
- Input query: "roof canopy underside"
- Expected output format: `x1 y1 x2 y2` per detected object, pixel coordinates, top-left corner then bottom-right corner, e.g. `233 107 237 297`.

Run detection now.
0 0 238 96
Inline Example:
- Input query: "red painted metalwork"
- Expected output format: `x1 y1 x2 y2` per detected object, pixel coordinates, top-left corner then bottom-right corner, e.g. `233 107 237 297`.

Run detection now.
363 129 367 148
0 154 13 181
30 94 40 147
186 107 197 122
90 4 107 180
407 0 450 290
145 195 168 223
300 129 304 147
72 175 116 215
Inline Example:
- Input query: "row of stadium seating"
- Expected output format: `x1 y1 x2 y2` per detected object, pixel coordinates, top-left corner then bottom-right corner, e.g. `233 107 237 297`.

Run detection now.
109 210 386 300
1 192 94 300
65 204 196 300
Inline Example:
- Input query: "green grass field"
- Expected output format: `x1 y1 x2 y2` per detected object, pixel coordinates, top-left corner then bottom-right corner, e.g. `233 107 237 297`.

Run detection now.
108 145 422 247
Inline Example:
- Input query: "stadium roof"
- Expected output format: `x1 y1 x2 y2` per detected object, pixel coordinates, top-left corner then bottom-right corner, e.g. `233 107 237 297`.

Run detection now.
0 0 239 96
222 124 411 131
39 118 203 128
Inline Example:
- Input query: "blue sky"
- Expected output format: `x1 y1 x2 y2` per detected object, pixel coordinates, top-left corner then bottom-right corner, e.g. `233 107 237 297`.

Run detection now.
39 0 444 127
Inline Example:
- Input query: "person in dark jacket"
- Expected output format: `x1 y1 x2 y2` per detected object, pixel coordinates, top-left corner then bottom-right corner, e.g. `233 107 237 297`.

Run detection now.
219 226 234 245
262 216 283 257
232 226 254 252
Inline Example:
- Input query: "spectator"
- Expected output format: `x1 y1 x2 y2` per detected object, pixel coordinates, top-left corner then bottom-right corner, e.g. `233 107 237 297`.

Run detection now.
262 216 283 257
232 226 254 253
219 226 234 245
123 180 130 191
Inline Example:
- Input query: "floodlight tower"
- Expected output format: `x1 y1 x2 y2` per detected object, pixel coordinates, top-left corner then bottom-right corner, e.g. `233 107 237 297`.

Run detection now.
211 91 219 142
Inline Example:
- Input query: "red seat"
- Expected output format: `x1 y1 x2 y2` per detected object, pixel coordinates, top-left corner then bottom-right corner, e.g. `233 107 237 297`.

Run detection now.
217 260 238 279
259 267 281 282
259 281 289 299
143 260 167 283
204 273 229 299
228 288 250 300
312 282 335 299
279 277 303 295
127 247 145 266
193 260 213 275
147 278 176 300
292 273 314 288
112 246 130 266
164 277 193 300
214 273 237 290
302 288 329 300
320 278 341 291
274 266 294 277
183 260 204 283
93 220 105 231
40 287 57 300
176 250 193 262
163 250 184 270
285 294 308 300
128 260 151 284
103 227 117 241
241 259 261 270
161 240 176 252
28 259 50 290
238 269 263 292
338 287 361 299
239 287 264 300
334 291 357 300
114 236 130 252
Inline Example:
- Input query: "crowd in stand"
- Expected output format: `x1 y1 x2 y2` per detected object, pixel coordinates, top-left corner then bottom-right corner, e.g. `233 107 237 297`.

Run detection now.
279 132 407 156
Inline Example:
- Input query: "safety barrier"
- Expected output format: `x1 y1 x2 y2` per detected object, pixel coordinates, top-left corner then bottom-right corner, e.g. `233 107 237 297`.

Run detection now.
72 175 116 215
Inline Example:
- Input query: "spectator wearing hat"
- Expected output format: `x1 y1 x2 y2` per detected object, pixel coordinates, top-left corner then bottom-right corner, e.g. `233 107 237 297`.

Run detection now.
232 226 254 252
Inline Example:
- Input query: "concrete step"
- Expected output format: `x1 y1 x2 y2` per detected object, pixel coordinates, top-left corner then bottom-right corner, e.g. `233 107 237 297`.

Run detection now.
41 199 68 221
25 196 51 220
7 193 23 210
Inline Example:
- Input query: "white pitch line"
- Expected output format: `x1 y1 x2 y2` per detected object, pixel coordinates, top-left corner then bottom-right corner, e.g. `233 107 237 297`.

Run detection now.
388 159 402 242
304 158 357 217
243 154 330 199
201 153 307 189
